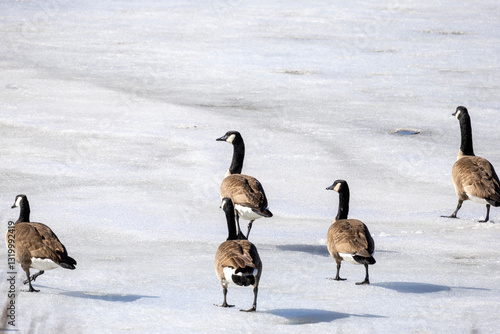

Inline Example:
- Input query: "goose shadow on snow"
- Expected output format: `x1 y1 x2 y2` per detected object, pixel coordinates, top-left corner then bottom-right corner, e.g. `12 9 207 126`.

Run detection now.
266 308 385 325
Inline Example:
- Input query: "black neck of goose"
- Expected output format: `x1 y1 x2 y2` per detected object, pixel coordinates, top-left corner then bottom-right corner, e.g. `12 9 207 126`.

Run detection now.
459 114 475 156
228 140 245 175
336 188 350 221
225 206 238 241
18 200 31 223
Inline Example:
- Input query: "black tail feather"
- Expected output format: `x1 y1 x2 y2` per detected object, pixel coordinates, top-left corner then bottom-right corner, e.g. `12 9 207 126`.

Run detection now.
261 209 273 218
487 199 500 207
253 208 273 218
232 274 255 286
353 255 376 265
235 266 255 275
59 253 77 269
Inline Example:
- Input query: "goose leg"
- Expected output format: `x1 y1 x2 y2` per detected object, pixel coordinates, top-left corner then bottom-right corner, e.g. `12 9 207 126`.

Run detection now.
241 286 258 312
356 264 370 285
23 270 44 285
479 204 491 223
235 214 246 240
246 220 255 239
24 268 39 292
328 263 346 281
335 263 346 281
442 199 463 218
215 286 234 308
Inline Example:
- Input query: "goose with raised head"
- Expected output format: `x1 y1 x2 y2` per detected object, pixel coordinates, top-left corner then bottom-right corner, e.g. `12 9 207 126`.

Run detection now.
6 194 77 292
216 131 272 239
442 106 500 222
214 197 262 312
326 180 375 285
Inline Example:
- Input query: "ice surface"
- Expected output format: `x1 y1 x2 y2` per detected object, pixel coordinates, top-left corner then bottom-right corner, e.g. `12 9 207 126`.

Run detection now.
1 0 499 333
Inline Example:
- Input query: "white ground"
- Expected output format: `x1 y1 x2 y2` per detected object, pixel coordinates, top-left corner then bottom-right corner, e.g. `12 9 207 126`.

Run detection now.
1 0 499 333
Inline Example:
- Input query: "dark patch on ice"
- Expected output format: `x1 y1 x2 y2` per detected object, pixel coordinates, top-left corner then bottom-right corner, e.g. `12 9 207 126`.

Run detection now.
374 281 451 294
371 48 397 53
279 70 313 76
276 244 329 257
195 101 258 111
60 291 159 302
421 30 469 35
394 129 420 136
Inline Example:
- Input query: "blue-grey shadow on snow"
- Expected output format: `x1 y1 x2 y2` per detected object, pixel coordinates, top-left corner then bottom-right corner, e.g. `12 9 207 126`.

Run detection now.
59 290 159 302
373 281 451 294
266 308 385 325
266 308 348 325
276 244 330 257
0 326 19 332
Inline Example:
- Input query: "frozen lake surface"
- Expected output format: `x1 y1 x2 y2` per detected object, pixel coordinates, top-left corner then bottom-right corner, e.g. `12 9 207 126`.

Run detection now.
1 0 499 332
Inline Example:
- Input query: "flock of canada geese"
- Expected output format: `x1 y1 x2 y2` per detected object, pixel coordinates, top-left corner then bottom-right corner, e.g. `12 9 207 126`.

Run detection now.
5 106 500 312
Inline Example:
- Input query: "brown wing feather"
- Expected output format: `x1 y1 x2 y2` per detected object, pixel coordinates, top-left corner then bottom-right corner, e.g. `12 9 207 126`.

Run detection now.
8 223 72 266
327 219 374 261
215 240 262 280
453 156 500 204
220 174 269 212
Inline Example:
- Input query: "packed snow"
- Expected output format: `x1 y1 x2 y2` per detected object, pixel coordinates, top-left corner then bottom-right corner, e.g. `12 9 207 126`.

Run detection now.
1 0 499 333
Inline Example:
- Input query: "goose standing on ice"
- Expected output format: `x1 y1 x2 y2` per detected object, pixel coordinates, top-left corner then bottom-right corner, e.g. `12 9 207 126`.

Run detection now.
6 194 77 292
326 180 376 285
214 197 262 312
442 106 500 222
216 131 272 239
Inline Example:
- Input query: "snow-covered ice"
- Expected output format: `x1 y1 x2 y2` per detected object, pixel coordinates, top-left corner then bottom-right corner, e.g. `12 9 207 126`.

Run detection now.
1 0 499 332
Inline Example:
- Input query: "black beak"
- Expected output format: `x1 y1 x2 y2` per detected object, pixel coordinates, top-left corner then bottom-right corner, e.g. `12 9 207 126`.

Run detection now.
216 135 227 142
326 185 335 190
452 111 457 116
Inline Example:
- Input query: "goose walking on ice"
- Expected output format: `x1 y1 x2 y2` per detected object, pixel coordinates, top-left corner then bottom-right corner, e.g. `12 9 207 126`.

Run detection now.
214 197 262 312
217 131 272 239
442 106 500 222
326 180 376 285
6 194 77 292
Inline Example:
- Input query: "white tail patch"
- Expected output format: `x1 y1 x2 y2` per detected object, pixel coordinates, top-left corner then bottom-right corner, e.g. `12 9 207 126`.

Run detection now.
234 204 265 220
31 258 60 270
467 194 489 205
223 267 258 285
339 253 362 265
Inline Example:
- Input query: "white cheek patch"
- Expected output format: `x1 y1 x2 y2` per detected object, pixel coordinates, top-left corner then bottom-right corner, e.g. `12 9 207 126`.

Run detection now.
14 196 22 207
226 134 236 143
30 258 60 270
221 198 232 211
455 110 461 119
333 183 341 192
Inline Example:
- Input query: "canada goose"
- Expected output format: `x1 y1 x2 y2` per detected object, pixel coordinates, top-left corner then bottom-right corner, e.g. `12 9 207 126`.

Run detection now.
216 131 272 239
442 106 500 222
214 197 262 312
326 180 376 285
6 194 77 292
